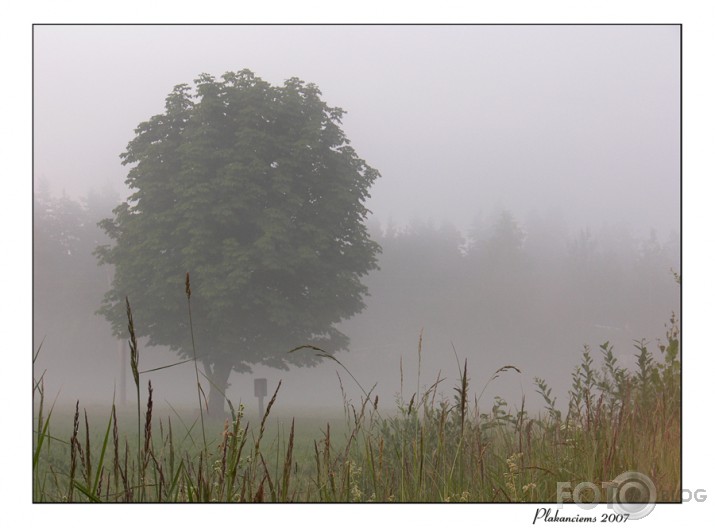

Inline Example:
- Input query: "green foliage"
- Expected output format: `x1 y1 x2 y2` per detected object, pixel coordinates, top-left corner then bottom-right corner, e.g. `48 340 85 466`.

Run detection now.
96 70 381 410
534 377 561 422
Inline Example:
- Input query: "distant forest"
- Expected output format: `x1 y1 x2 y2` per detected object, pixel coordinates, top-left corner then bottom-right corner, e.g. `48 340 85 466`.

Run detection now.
344 211 679 386
34 186 680 405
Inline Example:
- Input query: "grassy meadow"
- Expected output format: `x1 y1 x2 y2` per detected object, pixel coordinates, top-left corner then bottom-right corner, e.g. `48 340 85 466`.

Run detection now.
32 309 681 503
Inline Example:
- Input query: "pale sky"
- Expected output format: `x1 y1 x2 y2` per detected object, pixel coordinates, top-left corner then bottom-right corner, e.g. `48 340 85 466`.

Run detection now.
34 24 680 238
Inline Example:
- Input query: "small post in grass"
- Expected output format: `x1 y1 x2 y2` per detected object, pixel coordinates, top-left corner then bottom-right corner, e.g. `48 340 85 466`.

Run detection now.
254 378 268 420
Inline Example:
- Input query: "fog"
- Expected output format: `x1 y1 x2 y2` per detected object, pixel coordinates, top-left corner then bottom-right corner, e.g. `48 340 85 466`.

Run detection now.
33 25 680 416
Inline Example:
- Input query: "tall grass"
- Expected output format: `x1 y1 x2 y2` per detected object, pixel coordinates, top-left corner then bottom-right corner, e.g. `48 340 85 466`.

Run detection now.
185 272 208 455
33 294 680 502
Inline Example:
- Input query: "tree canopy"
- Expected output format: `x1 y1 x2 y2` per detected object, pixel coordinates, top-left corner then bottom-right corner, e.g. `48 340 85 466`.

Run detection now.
96 70 381 414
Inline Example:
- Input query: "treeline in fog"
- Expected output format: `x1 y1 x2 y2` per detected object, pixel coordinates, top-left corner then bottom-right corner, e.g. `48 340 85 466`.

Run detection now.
33 183 122 400
33 183 679 409
341 210 680 407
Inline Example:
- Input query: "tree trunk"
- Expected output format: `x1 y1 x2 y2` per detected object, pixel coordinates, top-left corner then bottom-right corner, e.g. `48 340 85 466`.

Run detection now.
205 360 232 419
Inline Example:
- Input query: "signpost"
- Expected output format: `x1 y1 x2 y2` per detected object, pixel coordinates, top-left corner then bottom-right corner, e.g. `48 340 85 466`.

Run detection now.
254 378 268 420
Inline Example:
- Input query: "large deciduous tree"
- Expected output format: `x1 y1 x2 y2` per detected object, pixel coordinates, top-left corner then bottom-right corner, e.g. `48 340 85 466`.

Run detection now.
96 70 381 415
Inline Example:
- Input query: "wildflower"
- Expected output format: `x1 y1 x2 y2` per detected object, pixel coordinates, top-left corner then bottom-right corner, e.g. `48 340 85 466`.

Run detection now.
506 452 523 474
347 461 363 502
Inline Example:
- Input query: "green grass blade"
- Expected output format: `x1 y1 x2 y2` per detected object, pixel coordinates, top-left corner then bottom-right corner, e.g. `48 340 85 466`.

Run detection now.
32 406 53 471
92 406 115 493
72 480 102 503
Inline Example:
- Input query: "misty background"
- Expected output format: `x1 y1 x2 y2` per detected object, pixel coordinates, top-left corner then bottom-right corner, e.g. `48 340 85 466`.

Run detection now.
33 25 680 415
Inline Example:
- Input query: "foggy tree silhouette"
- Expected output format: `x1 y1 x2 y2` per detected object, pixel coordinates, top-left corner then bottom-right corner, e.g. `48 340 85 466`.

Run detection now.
95 70 381 416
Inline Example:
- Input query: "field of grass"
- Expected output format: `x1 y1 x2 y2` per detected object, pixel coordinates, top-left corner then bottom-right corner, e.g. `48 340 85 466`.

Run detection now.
32 309 681 503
